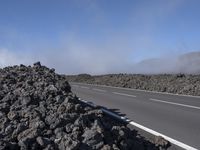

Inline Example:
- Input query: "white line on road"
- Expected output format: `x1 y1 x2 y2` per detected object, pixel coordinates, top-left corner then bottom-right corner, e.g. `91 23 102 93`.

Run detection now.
149 98 200 110
79 98 198 150
93 88 106 92
80 86 89 89
70 82 200 98
128 120 198 150
71 84 79 87
112 92 136 98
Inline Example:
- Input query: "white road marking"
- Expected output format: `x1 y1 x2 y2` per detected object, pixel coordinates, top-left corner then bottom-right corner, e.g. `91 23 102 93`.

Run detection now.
79 97 198 150
93 88 106 92
149 98 200 110
71 84 79 87
128 120 198 150
112 92 136 98
70 82 200 98
80 86 89 89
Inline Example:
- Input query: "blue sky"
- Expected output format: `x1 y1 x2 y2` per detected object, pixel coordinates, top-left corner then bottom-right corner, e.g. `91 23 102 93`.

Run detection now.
0 0 200 74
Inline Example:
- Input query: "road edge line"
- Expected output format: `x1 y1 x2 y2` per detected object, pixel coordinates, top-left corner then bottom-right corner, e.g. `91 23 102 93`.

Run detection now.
78 98 198 150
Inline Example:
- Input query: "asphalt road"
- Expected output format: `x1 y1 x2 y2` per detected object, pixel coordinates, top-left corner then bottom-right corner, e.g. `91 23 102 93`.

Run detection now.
70 82 200 150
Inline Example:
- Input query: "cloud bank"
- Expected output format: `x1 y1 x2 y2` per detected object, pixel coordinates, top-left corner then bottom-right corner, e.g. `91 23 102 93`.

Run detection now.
0 49 33 67
1 47 200 75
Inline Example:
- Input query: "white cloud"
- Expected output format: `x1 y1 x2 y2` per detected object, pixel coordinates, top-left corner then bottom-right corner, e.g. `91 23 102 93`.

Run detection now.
34 33 133 74
1 46 200 75
0 48 34 67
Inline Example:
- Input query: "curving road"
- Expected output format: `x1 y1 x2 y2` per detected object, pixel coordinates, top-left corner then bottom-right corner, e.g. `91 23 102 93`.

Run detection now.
70 82 200 150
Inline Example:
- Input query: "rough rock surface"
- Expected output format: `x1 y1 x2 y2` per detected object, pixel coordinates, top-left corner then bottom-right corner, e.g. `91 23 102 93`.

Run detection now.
0 63 169 150
66 73 200 96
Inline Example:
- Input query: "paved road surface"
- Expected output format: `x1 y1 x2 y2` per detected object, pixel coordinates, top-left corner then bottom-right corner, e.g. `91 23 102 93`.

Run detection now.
70 82 200 149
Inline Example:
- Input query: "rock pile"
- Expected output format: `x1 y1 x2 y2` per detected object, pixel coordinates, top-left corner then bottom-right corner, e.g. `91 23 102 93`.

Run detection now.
0 63 165 150
66 74 200 96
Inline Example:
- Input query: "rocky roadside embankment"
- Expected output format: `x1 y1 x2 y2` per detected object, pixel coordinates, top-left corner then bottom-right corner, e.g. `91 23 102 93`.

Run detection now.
66 73 200 96
0 62 169 150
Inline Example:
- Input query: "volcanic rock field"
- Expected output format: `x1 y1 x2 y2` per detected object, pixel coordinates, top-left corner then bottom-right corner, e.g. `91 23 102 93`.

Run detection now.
0 62 169 150
66 73 200 96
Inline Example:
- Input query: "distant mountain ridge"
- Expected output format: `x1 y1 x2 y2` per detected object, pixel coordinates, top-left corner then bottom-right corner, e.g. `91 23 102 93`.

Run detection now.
177 51 200 74
133 51 200 74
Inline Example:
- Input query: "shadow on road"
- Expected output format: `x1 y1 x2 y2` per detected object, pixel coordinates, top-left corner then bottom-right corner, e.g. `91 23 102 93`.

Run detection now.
78 99 171 149
107 108 127 117
100 106 171 150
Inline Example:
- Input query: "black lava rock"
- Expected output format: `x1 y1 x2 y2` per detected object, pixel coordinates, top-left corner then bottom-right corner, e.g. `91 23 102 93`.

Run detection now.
0 63 166 150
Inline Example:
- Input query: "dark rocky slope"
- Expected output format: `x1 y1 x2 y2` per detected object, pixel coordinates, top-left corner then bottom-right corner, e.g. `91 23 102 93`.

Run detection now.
66 73 200 96
0 63 168 150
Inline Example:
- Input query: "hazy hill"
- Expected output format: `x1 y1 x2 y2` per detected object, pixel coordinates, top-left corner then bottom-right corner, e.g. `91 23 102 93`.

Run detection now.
132 51 200 74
